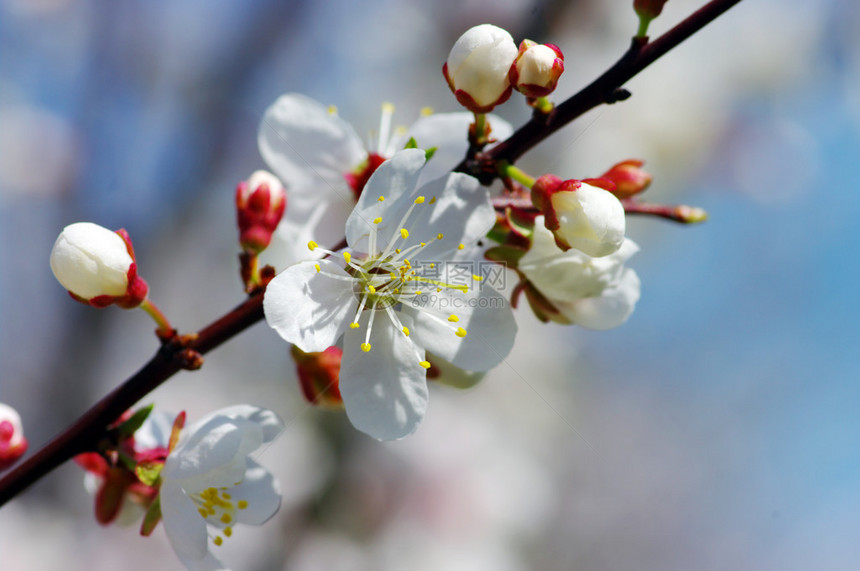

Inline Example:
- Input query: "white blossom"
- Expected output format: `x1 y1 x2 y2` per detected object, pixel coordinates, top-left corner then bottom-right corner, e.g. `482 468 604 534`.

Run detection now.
257 93 512 268
159 405 284 571
520 218 641 330
510 40 564 98
264 149 516 440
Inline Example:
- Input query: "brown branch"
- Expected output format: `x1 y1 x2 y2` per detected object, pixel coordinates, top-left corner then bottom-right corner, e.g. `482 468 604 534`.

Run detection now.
457 0 745 175
0 293 265 506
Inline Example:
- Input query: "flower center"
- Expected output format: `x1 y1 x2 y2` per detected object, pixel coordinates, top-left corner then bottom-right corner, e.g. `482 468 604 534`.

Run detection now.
190 486 249 547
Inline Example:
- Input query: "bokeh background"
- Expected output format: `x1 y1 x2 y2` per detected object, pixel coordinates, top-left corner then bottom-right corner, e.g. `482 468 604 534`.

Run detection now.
2 0 859 569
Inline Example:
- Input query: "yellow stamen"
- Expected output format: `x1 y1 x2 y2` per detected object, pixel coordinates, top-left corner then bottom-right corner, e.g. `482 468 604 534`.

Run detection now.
455 327 467 338
314 264 321 273
237 500 248 510
448 315 459 322
308 241 318 251
400 228 409 239
437 233 443 240
402 326 410 336
368 284 376 293
395 248 401 254
198 508 208 518
458 243 465 250
420 242 426 247
421 106 433 116
327 105 338 115
373 217 382 224
419 361 431 369
378 196 385 202
361 343 372 352
221 514 232 524
429 263 436 268
224 527 233 537
344 252 352 263
350 322 359 329
429 196 436 204
472 274 483 281
214 536 223 547
414 196 425 204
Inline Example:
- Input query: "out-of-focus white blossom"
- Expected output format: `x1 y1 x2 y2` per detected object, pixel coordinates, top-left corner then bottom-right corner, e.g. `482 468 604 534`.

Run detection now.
159 405 283 571
0 403 27 471
520 218 641 330
509 40 564 98
258 94 512 268
531 175 626 257
443 24 518 113
264 149 516 440
49 222 148 308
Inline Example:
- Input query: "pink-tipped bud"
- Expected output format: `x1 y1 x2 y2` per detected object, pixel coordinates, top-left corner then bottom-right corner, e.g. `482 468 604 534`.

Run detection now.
0 403 28 471
531 174 626 257
443 24 518 113
50 222 148 309
236 170 286 254
634 0 669 20
291 345 343 408
509 40 564 99
600 159 652 199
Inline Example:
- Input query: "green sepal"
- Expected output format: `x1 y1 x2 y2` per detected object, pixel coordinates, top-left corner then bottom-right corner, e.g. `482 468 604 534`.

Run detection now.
404 137 418 149
424 146 437 161
117 404 154 438
140 495 162 537
135 460 164 487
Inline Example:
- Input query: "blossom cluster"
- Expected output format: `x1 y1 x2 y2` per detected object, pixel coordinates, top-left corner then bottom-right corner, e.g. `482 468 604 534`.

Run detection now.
35 17 709 571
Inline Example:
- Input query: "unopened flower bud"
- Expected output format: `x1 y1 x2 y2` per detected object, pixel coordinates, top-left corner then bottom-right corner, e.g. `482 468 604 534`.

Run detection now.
0 403 28 471
443 24 518 113
600 159 652 199
509 40 564 98
236 170 287 254
634 0 669 20
50 222 148 308
531 174 626 257
291 345 343 408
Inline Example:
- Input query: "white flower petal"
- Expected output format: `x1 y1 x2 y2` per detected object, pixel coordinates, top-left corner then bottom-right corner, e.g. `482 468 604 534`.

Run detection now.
160 480 210 565
560 267 641 330
264 260 357 352
406 112 512 185
49 222 132 298
258 93 364 205
339 317 429 440
408 285 516 371
551 184 626 257
205 405 285 444
345 149 426 251
228 459 282 526
163 418 259 484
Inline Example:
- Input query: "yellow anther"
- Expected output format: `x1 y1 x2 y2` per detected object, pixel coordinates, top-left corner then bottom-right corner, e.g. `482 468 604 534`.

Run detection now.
198 508 208 518
414 196 425 204
395 248 401 254
314 264 321 273
221 514 232 524
214 536 223 547
419 361 431 369
390 272 396 279
436 288 441 292
448 315 459 322
378 195 385 202
373 217 382 224
368 284 376 293
429 263 436 268
221 492 231 500
472 274 483 281
429 196 437 204
415 290 422 295
421 106 433 116
437 233 444 240
455 327 468 338
308 241 318 251
402 326 410 336
350 322 359 329
400 228 409 239
224 527 233 537
237 500 248 510
420 242 426 247
327 105 338 115
344 252 352 263
458 243 465 250
382 101 395 113
361 343 372 353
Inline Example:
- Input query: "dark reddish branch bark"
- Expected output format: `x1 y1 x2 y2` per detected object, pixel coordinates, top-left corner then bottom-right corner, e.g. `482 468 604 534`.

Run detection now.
0 293 264 506
457 0 744 177
0 0 744 508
